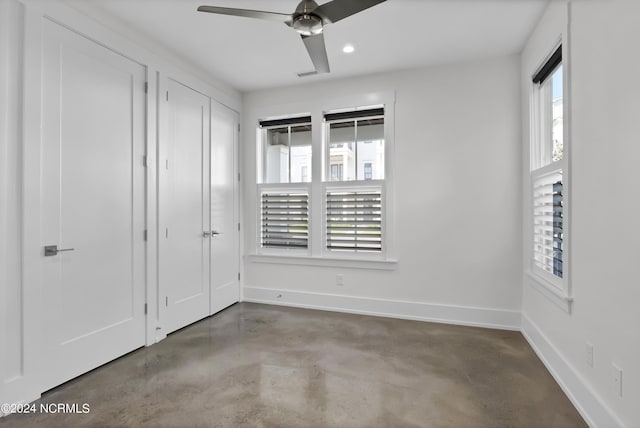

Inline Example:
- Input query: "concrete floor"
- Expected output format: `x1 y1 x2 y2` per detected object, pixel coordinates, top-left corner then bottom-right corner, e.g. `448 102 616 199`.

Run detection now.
1 303 586 427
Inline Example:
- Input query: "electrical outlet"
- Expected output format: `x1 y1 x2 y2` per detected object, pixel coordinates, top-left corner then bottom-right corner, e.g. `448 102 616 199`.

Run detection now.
585 342 594 368
336 274 344 286
612 364 622 397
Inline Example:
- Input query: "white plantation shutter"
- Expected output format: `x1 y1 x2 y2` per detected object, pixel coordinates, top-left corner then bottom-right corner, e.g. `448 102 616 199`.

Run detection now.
532 169 563 278
261 191 308 249
326 190 382 252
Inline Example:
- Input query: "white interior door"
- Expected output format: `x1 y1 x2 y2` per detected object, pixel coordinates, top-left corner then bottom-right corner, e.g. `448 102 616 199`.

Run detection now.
210 101 240 314
160 79 211 334
40 21 146 390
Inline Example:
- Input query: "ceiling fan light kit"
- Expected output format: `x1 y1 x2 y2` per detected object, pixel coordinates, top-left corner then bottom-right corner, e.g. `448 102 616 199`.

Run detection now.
197 0 386 76
293 14 324 36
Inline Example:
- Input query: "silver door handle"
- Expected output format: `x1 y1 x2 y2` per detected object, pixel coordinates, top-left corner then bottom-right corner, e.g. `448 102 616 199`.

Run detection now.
44 245 75 257
203 231 221 238
212 230 221 236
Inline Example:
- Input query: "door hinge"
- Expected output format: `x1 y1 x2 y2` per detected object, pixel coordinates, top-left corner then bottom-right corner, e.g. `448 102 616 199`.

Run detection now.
237 173 241 182
144 303 147 315
238 272 241 281
166 91 169 102
143 155 147 167
238 223 240 231
165 159 169 170
165 228 169 239
144 82 148 94
143 230 147 241
166 296 168 307
237 124 240 132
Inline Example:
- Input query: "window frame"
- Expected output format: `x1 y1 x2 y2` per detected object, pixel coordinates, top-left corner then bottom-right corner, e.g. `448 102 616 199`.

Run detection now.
527 42 572 310
250 91 396 269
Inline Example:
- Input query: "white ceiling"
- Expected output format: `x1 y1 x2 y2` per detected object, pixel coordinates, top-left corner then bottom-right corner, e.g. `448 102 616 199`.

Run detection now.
68 0 548 92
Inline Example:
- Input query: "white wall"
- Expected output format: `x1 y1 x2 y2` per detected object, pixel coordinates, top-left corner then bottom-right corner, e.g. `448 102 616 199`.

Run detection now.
521 1 640 427
242 56 523 328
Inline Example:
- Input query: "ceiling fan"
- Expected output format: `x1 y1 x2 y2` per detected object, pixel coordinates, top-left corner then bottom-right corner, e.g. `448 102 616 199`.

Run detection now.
197 0 387 76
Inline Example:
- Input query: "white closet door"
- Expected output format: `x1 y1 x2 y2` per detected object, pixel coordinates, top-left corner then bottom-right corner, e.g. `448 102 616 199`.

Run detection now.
160 79 211 334
210 102 240 314
40 21 146 390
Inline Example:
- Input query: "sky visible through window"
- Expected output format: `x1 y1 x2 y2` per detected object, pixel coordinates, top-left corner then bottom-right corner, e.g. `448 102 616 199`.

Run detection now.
552 65 562 99
551 65 563 162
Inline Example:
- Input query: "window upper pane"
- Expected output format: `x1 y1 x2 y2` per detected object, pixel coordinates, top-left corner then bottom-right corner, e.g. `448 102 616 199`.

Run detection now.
551 65 563 162
532 61 563 170
264 127 289 184
327 116 384 182
356 118 384 181
290 124 312 183
329 121 356 181
263 122 311 184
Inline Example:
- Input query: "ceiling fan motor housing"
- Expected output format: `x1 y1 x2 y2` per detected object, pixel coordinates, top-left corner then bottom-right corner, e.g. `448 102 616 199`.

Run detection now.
293 14 323 35
293 0 324 35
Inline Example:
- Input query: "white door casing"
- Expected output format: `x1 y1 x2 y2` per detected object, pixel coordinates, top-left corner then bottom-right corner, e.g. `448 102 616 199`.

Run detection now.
159 78 211 334
210 101 240 314
40 20 146 391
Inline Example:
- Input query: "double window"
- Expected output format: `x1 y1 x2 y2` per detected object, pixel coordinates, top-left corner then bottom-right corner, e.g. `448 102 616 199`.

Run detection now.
530 45 566 289
257 105 390 259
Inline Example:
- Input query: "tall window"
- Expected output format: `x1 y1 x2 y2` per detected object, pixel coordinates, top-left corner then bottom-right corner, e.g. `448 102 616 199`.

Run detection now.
531 45 566 286
258 116 312 252
324 107 385 254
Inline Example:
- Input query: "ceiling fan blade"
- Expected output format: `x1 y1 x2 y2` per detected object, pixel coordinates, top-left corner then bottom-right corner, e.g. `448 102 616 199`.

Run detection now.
197 6 292 24
301 34 330 74
314 0 387 24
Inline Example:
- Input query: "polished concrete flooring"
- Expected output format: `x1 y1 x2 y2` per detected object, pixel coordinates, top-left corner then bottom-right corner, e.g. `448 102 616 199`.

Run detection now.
1 303 586 427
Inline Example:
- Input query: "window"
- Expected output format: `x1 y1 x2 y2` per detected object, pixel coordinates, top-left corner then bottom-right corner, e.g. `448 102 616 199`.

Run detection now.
330 163 343 181
259 116 311 184
530 45 566 288
324 107 385 255
364 162 372 180
255 99 393 264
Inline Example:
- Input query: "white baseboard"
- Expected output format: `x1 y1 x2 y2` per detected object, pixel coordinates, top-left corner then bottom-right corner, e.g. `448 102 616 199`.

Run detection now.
242 286 521 331
521 315 624 428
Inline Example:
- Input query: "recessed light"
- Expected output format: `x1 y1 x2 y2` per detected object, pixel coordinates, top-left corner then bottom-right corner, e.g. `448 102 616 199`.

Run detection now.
342 44 355 54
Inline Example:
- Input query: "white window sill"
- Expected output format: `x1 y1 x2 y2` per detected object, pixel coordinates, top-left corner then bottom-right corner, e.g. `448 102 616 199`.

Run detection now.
525 271 573 313
247 254 398 270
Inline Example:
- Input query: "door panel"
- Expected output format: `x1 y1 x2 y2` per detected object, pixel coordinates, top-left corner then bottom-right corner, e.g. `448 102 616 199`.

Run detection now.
41 21 146 390
211 102 240 314
161 79 211 333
